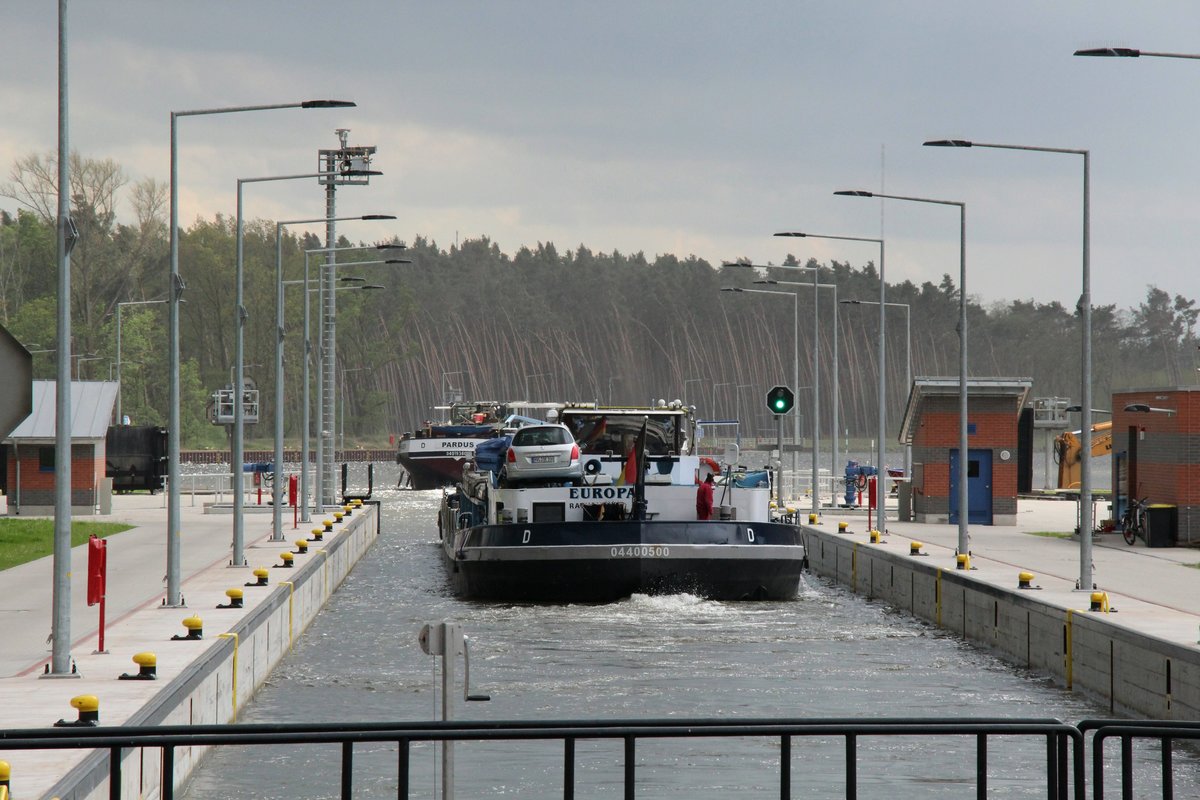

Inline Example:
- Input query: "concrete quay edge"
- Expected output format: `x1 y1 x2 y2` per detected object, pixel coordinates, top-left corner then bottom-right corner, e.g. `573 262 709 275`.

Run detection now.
806 498 1200 719
0 496 380 800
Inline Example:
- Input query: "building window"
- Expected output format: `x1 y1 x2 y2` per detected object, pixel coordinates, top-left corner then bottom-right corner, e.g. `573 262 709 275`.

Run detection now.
38 446 55 472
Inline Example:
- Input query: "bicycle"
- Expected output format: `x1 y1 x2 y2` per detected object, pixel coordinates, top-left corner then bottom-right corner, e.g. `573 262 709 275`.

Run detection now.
1121 497 1149 546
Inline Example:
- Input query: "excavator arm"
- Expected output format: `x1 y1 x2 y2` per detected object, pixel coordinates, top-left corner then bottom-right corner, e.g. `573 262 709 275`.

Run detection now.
1054 420 1113 490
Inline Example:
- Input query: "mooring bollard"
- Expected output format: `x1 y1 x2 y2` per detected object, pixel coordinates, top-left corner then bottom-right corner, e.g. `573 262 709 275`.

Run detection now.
119 652 158 681
171 616 203 640
294 539 309 555
956 553 971 571
837 521 849 533
54 695 99 727
0 759 10 800
323 519 334 534
1018 571 1036 589
333 511 345 524
246 568 270 587
869 529 881 544
275 551 294 569
217 588 244 609
909 541 924 556
1090 591 1111 612
309 527 324 542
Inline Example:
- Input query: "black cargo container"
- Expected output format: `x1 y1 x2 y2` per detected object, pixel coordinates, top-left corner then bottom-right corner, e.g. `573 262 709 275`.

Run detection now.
106 425 168 492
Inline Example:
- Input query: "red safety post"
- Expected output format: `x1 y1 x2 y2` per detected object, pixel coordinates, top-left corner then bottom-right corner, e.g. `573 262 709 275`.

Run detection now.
289 474 299 528
86 535 108 654
254 470 262 505
866 477 877 532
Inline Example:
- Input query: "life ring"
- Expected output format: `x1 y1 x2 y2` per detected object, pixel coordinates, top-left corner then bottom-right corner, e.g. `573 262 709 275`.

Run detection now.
700 457 721 475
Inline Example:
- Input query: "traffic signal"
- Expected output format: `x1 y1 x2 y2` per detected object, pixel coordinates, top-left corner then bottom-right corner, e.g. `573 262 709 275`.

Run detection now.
766 385 795 415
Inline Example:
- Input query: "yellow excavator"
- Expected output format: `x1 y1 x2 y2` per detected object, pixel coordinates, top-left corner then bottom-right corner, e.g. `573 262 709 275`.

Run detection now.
1054 420 1113 490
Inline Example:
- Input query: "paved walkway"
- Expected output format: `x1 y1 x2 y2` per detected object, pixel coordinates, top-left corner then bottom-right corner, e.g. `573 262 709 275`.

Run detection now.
0 493 349 798
817 497 1200 648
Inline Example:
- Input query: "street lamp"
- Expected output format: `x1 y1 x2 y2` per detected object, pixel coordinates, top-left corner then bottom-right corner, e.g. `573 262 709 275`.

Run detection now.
231 167 381 567
711 382 734 422
114 299 167 427
74 354 103 380
756 277 841 498
925 137 1092 589
840 298 911 477
167 97 353 606
719 286 809 507
1074 47 1200 60
835 190 967 556
295 245 405 518
775 231 884 525
271 215 395 540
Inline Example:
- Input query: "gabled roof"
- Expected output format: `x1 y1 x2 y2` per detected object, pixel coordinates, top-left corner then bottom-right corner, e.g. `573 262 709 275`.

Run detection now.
898 377 1032 445
6 380 117 441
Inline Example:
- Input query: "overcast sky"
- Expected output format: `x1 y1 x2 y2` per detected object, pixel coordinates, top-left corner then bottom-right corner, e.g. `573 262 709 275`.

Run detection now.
4 2 1199 310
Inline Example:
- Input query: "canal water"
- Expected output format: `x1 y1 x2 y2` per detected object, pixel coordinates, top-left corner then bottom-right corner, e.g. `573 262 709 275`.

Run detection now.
182 466 1187 798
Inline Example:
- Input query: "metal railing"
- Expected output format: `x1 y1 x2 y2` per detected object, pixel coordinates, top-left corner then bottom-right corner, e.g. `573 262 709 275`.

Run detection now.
0 717 1084 800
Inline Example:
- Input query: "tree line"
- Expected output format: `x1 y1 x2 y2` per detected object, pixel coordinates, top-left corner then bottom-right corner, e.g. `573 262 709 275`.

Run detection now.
2 151 1196 450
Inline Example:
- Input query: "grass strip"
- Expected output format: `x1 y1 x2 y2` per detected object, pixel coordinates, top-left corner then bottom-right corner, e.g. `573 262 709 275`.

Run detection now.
1026 531 1072 540
0 519 132 571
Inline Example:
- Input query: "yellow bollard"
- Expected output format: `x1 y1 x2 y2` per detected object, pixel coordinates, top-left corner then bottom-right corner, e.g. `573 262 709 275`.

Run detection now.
1090 591 1110 612
309 526 324 542
808 513 819 525
909 541 923 556
246 567 270 587
275 551 295 569
333 511 345 524
119 652 158 681
323 518 334 533
353 499 363 508
172 615 203 640
217 588 244 609
1018 571 1036 589
294 539 309 555
869 529 881 544
956 553 971 571
837 521 849 533
55 694 100 727
0 759 9 800
342 503 353 517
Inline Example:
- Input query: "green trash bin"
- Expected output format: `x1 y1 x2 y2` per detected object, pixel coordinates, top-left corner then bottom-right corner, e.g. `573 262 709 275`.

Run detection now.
1146 504 1178 548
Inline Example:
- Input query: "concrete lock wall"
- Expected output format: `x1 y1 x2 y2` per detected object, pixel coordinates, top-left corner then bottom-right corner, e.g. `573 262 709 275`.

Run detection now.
44 505 380 800
804 528 1200 720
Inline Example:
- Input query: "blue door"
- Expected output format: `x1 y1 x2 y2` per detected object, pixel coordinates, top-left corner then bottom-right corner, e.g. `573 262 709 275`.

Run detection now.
949 449 994 525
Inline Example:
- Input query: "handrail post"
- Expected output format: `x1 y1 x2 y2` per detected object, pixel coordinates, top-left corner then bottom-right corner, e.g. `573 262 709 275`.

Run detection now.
564 737 575 800
108 746 122 800
845 734 857 800
1121 734 1133 800
162 745 175 800
976 733 987 799
624 735 635 800
780 734 791 800
398 738 410 800
341 740 353 800
1161 736 1174 800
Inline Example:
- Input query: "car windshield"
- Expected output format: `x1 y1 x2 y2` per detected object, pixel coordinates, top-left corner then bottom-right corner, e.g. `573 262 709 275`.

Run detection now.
513 427 572 447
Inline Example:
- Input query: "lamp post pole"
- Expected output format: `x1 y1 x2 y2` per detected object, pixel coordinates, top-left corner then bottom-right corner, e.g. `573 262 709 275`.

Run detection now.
114 299 166 427
167 98 352 605
756 279 840 496
232 169 380 566
775 232 883 525
835 192 966 553
300 247 405 517
925 138 1091 589
273 217 394 539
525 372 551 402
718 288 803 503
840 299 911 477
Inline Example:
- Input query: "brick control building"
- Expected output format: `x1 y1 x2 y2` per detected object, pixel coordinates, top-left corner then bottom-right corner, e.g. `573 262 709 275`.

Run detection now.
3 380 117 515
899 377 1032 526
1111 387 1200 545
